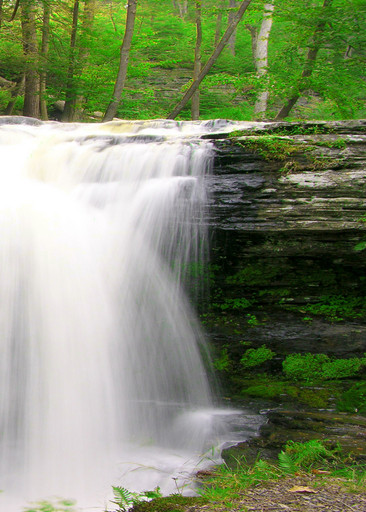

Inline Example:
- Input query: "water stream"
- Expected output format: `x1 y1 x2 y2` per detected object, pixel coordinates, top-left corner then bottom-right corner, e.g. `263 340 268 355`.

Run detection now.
0 117 263 511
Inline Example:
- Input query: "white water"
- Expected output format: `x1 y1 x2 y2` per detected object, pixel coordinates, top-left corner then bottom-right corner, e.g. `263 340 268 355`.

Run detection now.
0 117 262 511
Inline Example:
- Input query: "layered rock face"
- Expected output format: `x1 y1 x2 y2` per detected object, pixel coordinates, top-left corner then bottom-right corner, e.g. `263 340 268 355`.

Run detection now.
204 120 366 362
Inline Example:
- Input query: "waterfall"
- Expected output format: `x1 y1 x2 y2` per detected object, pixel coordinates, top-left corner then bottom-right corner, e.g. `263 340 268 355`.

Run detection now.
0 117 259 511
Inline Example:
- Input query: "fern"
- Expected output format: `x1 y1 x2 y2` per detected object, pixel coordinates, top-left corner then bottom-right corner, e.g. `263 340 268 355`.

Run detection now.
278 450 297 475
111 486 135 512
110 485 162 512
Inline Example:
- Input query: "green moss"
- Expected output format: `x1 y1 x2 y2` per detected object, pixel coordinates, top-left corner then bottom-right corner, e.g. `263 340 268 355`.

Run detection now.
282 353 366 383
241 379 334 408
313 138 347 149
283 295 366 321
131 496 208 512
240 346 275 368
226 263 282 287
337 382 366 414
233 135 304 161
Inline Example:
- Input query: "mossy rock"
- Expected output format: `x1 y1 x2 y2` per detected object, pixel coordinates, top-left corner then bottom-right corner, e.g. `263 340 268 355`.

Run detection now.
131 496 208 512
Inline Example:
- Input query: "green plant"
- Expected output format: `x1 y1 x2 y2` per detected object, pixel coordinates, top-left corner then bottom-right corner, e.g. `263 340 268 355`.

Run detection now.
234 135 303 161
213 297 253 311
24 499 77 512
337 382 366 414
246 314 261 326
286 295 366 321
240 346 275 369
282 440 337 470
282 353 366 383
282 353 331 382
213 347 231 372
110 486 162 512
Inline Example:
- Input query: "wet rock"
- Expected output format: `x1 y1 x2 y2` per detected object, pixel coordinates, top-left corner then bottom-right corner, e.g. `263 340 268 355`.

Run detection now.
204 120 366 360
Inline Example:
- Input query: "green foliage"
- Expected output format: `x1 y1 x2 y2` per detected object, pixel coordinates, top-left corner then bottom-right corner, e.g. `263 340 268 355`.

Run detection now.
235 136 303 161
282 440 336 470
287 295 366 321
110 486 162 512
282 353 366 383
131 495 207 512
23 499 77 512
337 382 366 414
213 347 231 372
1 0 365 120
240 346 275 368
226 263 281 287
354 241 366 252
213 297 253 311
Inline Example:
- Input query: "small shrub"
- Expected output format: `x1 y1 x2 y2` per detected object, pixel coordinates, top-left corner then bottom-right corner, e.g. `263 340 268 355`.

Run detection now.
240 346 275 368
282 353 366 383
322 357 366 380
282 440 336 469
282 353 330 382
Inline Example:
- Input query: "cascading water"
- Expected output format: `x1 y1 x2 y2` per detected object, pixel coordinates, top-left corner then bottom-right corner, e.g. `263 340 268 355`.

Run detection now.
0 117 263 511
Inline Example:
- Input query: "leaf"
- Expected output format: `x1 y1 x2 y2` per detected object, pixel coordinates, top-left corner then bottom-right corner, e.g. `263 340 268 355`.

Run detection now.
311 468 330 475
288 485 318 494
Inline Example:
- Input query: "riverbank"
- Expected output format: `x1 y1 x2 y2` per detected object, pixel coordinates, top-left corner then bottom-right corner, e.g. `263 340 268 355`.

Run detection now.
130 402 366 512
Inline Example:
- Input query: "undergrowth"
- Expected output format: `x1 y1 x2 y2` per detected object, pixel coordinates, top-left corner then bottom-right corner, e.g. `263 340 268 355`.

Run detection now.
199 440 366 505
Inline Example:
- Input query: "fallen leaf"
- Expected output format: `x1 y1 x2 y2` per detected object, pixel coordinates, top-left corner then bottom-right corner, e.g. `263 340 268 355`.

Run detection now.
312 468 330 475
288 485 318 494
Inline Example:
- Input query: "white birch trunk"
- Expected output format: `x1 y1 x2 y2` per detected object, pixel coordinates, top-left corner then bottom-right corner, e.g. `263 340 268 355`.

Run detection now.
254 2 274 118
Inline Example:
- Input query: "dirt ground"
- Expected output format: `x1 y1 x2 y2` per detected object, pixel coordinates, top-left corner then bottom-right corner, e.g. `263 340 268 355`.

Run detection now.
190 475 366 512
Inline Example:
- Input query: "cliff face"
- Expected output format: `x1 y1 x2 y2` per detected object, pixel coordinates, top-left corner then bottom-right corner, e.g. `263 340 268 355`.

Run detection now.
204 120 366 366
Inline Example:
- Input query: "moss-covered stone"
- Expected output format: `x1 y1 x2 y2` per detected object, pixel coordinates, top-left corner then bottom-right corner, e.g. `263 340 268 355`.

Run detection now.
131 496 208 512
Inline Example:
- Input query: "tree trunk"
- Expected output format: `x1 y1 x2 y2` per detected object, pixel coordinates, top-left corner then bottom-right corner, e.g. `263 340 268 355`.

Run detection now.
214 1 226 47
254 2 274 119
62 0 80 122
0 0 3 30
39 0 51 120
275 0 332 120
245 24 258 66
191 0 202 120
21 0 40 118
63 0 96 120
103 0 137 122
167 0 253 120
228 0 239 56
5 74 25 115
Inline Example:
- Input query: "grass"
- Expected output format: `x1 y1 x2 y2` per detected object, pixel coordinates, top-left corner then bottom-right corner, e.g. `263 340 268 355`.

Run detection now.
198 440 366 506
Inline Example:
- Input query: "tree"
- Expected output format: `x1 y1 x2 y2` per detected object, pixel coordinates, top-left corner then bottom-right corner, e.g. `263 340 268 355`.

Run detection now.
61 0 97 121
39 0 51 120
103 0 138 122
21 0 40 118
275 0 332 120
227 0 239 55
167 0 253 120
253 2 274 118
61 0 80 121
191 0 202 120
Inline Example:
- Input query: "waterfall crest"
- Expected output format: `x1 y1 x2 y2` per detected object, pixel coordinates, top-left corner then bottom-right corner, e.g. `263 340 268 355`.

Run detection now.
0 117 224 510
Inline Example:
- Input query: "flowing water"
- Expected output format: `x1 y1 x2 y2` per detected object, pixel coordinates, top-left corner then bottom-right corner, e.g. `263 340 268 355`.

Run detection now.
0 117 263 511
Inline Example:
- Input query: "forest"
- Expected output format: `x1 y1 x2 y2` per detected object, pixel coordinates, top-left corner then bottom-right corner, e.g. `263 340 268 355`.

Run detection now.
0 0 365 122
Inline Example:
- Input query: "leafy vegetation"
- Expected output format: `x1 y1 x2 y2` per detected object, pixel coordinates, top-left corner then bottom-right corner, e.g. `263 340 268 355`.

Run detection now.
240 345 275 368
23 498 77 512
199 440 366 505
282 353 366 383
0 0 365 120
109 486 162 512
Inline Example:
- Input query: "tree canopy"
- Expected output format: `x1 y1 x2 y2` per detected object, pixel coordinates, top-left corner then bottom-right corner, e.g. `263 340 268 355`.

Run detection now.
0 0 365 121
